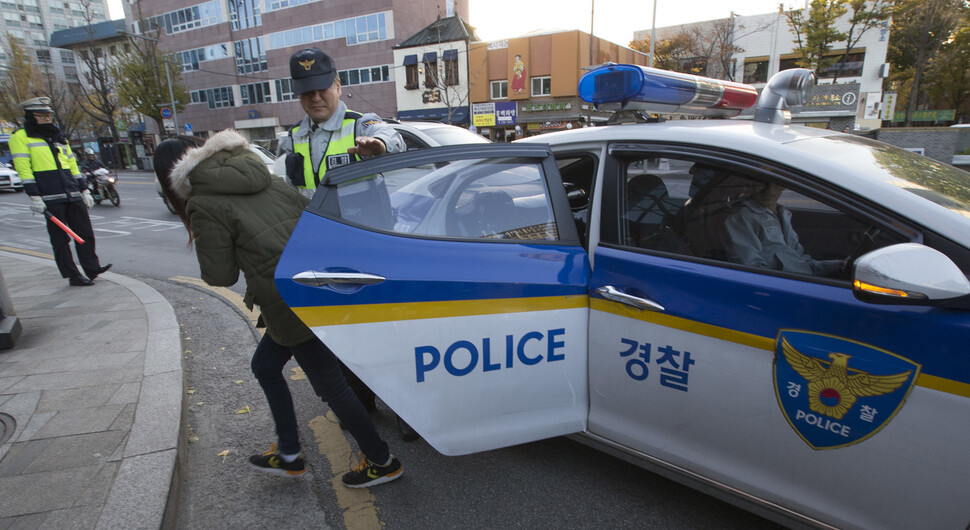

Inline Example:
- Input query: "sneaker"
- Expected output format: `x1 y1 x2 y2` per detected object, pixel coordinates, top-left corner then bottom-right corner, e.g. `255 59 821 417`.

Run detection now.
341 455 403 488
248 443 306 477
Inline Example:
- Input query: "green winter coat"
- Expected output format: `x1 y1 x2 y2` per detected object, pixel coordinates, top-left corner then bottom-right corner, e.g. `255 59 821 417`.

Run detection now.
169 129 313 346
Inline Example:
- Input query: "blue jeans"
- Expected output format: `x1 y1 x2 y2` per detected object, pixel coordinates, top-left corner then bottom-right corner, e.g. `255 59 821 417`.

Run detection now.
250 333 390 463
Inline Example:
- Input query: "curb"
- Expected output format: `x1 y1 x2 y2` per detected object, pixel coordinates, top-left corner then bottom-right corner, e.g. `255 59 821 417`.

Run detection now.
0 251 184 530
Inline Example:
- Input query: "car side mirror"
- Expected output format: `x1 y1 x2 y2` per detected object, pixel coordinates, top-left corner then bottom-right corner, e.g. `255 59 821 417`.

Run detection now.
852 243 970 305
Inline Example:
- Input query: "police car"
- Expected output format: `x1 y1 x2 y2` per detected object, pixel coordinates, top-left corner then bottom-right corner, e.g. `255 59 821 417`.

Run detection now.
0 163 22 192
276 64 970 529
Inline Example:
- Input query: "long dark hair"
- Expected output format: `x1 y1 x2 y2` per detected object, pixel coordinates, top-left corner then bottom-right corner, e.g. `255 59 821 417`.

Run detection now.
154 135 206 243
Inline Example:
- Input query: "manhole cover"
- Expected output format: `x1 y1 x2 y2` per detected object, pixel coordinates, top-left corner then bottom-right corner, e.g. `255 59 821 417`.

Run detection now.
0 413 15 446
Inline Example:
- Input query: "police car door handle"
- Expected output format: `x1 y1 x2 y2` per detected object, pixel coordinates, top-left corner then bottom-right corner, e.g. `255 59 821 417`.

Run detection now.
292 271 386 287
596 286 665 312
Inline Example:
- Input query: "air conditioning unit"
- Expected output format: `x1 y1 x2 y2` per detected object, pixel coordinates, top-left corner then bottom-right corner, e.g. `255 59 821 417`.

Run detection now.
879 63 890 78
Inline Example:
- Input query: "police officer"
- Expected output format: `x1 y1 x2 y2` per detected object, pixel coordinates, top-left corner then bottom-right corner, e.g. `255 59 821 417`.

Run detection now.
279 49 418 440
278 47 405 195
12 97 111 286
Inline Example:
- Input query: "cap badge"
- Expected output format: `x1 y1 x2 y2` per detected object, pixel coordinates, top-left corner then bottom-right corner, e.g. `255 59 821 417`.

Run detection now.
299 59 315 71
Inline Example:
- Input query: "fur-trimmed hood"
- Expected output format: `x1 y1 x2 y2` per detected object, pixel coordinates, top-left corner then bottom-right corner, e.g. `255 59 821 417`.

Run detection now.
169 129 255 199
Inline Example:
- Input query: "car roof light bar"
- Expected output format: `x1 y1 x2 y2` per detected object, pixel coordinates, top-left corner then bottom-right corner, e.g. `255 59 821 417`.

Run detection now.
578 63 759 118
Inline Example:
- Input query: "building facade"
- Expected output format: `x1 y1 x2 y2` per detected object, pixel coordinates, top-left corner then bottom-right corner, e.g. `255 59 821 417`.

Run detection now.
467 30 649 141
635 10 892 131
392 15 478 125
0 0 108 83
123 0 467 144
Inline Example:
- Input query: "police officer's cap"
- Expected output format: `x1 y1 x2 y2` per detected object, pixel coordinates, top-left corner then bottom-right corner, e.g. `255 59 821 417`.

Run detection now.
289 48 336 96
20 96 53 113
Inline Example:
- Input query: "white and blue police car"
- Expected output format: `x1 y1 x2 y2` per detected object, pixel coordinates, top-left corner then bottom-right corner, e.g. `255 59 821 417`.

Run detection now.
276 64 970 529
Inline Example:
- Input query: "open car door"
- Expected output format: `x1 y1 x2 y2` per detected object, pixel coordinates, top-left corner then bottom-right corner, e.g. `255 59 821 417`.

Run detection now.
276 144 591 455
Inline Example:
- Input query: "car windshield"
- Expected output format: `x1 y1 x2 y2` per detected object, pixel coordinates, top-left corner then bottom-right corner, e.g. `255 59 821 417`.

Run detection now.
418 125 490 145
791 134 970 216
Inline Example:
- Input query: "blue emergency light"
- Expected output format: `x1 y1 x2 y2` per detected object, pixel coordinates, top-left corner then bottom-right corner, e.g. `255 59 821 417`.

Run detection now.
578 64 759 117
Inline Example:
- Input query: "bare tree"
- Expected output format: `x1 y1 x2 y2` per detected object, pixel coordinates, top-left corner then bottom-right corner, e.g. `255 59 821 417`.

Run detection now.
71 0 122 150
0 34 38 127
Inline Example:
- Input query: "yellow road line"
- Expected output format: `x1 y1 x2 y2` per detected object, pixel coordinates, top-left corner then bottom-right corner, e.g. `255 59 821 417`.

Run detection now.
0 245 53 260
309 413 382 530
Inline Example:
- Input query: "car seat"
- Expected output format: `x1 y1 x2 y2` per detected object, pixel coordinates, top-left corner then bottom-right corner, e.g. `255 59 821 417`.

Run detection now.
625 174 688 253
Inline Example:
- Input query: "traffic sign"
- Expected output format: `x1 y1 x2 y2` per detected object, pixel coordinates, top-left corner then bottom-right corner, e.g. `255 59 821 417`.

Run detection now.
184 123 192 132
160 108 173 119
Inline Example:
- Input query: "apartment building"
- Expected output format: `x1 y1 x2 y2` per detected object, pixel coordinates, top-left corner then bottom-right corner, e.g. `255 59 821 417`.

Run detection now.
467 30 649 141
636 10 891 131
0 0 109 84
124 0 467 143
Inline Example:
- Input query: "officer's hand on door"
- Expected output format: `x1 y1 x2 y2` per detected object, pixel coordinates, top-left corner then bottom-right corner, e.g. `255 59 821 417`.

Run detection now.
347 136 386 157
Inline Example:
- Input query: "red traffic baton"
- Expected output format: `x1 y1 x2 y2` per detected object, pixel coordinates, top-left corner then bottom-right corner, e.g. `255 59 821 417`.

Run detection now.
44 210 85 244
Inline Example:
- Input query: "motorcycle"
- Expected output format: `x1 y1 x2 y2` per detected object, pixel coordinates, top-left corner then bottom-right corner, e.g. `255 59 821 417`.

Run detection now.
85 168 120 206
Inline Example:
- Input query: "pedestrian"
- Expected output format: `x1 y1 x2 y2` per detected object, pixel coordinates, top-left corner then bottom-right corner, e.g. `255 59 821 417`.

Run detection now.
279 47 419 441
153 130 403 488
11 96 110 287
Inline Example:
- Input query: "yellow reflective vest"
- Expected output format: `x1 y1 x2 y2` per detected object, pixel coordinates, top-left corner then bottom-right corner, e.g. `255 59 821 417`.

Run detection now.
290 110 362 190
10 128 84 203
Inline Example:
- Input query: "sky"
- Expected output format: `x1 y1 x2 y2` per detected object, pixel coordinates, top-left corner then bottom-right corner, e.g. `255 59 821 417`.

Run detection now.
106 0 791 47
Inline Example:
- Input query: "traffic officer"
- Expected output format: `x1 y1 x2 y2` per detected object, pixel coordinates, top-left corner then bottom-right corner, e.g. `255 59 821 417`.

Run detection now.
12 97 111 286
278 47 405 196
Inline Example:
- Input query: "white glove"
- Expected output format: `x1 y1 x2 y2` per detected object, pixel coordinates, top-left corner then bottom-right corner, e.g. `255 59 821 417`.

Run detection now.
29 195 46 214
82 189 94 209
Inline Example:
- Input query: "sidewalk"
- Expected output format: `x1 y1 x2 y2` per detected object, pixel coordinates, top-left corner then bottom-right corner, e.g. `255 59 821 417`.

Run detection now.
0 250 183 529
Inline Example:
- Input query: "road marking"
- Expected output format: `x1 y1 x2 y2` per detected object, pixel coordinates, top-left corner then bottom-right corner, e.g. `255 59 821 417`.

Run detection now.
309 413 382 530
0 245 52 259
168 275 261 332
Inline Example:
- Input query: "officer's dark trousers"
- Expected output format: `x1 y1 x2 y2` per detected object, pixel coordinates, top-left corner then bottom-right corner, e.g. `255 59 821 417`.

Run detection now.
44 200 100 279
251 333 390 463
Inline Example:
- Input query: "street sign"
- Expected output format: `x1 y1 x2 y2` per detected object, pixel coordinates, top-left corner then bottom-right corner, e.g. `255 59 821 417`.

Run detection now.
161 108 173 119
184 123 192 132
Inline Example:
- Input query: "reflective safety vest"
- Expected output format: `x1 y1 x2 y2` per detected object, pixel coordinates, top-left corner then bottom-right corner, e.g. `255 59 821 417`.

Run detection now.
9 128 83 203
290 111 363 190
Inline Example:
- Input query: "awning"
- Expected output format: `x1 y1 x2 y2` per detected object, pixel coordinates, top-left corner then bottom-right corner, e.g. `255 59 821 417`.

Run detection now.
422 51 437 63
443 49 458 59
403 54 417 65
397 106 469 124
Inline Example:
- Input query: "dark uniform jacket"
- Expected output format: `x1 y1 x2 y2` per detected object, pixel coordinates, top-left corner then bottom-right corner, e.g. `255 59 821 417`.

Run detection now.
169 129 313 346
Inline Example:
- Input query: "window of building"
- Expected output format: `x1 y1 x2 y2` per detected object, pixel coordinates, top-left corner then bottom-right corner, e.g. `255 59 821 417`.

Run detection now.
403 54 418 89
23 0 39 12
819 52 865 78
490 80 507 100
240 81 271 105
423 51 437 88
31 32 45 46
35 49 50 63
64 66 78 82
4 13 21 27
274 78 296 101
229 0 261 30
191 86 234 109
743 58 769 84
52 17 68 30
265 0 321 11
266 12 388 49
26 15 42 29
779 57 801 72
234 37 266 74
1 1 18 10
531 76 551 97
338 64 389 86
138 0 223 35
60 49 74 65
443 49 458 86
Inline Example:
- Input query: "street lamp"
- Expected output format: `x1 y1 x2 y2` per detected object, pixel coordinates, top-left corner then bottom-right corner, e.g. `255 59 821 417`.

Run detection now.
119 30 179 134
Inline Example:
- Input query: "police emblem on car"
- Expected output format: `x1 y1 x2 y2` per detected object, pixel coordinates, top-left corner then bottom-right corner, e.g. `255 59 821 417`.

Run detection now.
774 330 920 449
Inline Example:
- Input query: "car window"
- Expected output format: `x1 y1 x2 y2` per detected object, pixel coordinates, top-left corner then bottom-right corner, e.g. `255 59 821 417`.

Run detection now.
330 157 559 241
555 154 598 244
420 126 490 146
611 153 910 281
